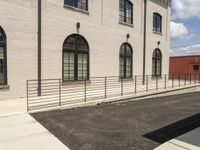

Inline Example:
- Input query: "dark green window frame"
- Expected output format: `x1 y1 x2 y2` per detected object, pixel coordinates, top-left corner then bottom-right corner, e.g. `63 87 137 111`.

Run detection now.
0 26 7 85
63 34 89 81
64 0 88 11
152 49 162 77
119 43 133 79
119 0 133 24
153 13 162 33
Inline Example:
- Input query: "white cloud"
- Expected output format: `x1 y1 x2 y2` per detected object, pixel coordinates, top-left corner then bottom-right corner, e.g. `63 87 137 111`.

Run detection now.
171 43 200 56
172 0 200 19
170 21 190 40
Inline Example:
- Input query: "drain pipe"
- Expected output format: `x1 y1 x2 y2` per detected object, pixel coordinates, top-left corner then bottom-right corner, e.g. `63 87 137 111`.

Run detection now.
37 0 42 96
143 0 147 85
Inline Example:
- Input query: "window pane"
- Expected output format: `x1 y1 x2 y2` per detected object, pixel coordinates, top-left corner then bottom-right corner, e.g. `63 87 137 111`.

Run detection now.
156 60 161 75
63 52 75 81
120 57 124 77
0 32 3 42
63 36 76 50
126 58 131 77
152 59 156 76
77 0 87 10
64 0 76 6
78 53 88 80
0 47 4 84
77 37 88 51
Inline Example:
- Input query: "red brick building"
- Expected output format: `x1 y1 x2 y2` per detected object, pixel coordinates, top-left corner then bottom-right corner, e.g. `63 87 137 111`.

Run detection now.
169 55 200 80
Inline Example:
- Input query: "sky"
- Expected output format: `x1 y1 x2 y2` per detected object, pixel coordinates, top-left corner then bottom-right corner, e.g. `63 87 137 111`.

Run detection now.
170 0 200 56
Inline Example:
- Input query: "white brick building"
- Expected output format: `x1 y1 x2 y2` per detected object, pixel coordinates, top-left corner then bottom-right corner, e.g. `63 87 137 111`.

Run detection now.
0 0 171 101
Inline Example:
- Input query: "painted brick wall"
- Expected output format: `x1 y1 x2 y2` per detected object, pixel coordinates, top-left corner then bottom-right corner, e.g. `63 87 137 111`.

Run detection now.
0 0 170 101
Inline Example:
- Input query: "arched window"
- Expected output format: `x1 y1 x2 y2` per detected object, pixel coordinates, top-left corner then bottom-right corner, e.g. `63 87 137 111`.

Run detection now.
64 0 88 11
63 34 89 81
0 27 7 85
152 49 162 77
119 43 133 78
153 13 162 33
119 0 133 24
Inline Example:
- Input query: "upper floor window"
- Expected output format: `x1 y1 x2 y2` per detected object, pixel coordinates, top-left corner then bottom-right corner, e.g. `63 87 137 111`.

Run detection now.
63 34 89 81
64 0 88 11
119 0 133 25
153 13 162 33
0 27 7 85
119 43 133 79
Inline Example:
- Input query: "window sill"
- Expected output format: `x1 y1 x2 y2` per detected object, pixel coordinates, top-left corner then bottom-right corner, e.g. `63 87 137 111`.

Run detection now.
119 77 134 82
0 84 9 90
62 80 91 86
151 76 162 80
63 4 89 15
119 21 134 28
153 31 162 35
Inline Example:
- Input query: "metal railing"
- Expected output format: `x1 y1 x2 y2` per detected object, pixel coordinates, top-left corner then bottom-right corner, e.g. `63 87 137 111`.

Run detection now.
27 73 200 111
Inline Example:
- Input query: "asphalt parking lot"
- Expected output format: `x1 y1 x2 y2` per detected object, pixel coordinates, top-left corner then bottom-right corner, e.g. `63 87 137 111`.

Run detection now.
32 92 200 150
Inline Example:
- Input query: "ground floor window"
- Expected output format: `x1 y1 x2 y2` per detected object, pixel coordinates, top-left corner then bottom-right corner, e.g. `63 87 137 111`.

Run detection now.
119 43 133 79
152 49 162 77
0 27 6 85
63 34 89 81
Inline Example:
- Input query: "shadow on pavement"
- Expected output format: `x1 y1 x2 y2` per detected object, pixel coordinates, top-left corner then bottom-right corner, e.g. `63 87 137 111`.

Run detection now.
143 113 200 144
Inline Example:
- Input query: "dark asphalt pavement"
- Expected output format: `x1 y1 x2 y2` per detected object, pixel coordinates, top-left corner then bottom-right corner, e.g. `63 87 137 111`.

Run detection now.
32 92 200 150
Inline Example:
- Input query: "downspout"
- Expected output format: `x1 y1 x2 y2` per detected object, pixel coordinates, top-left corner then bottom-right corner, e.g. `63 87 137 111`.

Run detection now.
143 0 147 85
38 0 42 96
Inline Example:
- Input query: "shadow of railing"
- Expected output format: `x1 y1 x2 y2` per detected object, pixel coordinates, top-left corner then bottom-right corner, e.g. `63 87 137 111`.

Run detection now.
143 113 200 144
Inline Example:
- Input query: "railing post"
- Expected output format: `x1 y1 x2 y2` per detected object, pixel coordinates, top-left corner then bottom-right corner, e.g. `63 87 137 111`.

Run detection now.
84 79 87 102
26 80 29 112
165 74 167 89
105 77 107 99
121 78 123 96
199 74 200 83
190 74 192 85
59 79 61 106
179 74 181 87
146 75 148 92
135 76 137 94
156 76 158 90
184 74 186 86
194 73 196 84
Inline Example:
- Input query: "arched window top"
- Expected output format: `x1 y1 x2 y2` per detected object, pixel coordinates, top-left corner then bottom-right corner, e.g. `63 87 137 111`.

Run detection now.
153 49 162 58
120 43 132 57
0 27 6 43
153 12 162 17
63 34 89 52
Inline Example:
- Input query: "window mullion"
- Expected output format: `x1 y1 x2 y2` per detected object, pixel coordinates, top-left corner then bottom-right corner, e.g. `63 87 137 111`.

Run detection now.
124 46 127 78
75 0 78 8
124 0 126 22
74 36 78 80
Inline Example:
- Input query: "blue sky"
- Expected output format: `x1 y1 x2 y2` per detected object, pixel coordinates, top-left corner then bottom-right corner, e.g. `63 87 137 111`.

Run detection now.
170 0 200 56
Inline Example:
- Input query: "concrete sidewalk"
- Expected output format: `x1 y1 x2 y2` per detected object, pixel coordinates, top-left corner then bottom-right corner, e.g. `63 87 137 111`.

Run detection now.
0 114 69 150
155 128 200 150
0 98 26 117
